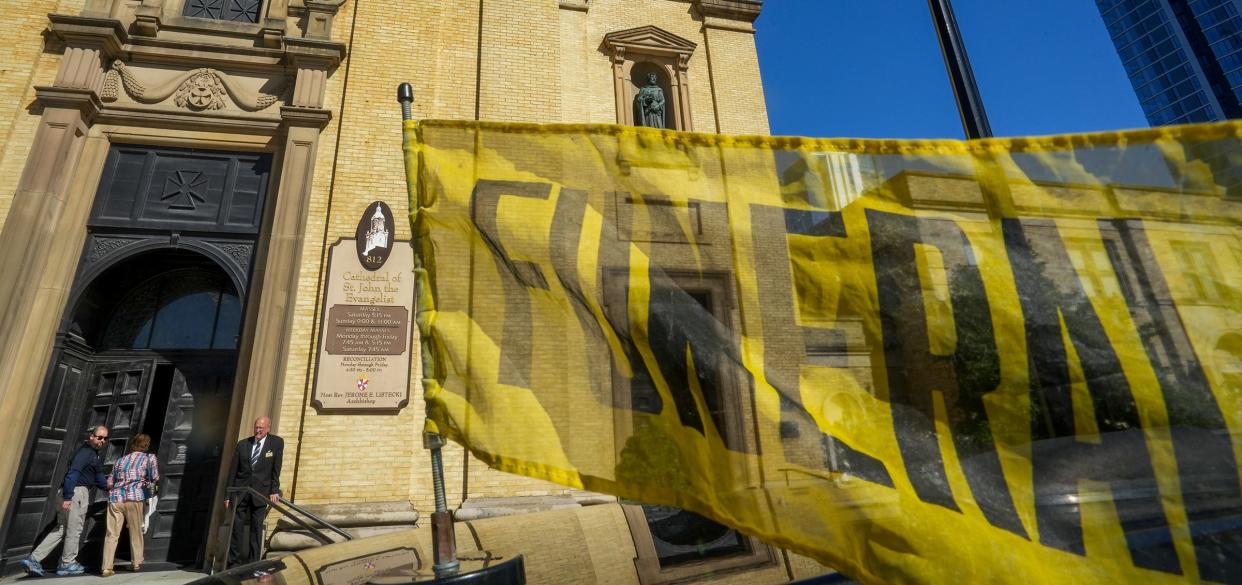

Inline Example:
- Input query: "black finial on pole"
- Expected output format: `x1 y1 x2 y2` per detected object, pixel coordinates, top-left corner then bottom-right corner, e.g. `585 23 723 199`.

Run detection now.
927 0 992 139
397 82 414 121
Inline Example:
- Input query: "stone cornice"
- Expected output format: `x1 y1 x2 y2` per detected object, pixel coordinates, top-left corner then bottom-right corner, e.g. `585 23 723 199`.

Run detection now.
46 14 127 58
280 106 333 129
126 38 285 72
285 37 349 71
694 0 762 22
47 14 347 76
95 102 285 134
33 86 102 122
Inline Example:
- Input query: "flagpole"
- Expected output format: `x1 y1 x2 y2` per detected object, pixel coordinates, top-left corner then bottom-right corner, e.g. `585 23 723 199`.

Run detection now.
927 0 993 139
398 81 460 577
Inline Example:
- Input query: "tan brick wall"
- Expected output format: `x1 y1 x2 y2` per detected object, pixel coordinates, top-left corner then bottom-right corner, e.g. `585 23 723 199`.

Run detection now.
281 0 771 515
0 0 82 231
279 0 491 512
0 2 791 580
478 0 562 123
703 24 770 135
0 0 774 555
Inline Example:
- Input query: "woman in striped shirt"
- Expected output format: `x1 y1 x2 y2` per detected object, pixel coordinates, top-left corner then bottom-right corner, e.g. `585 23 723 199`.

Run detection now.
102 433 159 577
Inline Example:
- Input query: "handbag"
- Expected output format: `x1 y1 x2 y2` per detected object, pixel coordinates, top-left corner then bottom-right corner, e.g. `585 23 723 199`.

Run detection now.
142 453 159 499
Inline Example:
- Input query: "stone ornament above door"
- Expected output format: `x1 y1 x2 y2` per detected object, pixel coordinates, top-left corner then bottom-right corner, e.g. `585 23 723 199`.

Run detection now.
39 5 347 132
102 60 283 112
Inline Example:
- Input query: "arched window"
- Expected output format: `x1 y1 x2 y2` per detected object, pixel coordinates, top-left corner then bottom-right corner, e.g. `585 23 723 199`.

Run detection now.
101 267 241 350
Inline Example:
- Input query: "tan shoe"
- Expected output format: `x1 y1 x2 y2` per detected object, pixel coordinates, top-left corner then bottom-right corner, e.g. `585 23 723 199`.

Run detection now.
101 569 115 577
131 564 142 572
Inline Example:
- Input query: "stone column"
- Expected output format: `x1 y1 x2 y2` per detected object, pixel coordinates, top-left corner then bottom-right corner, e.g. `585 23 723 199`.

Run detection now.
205 35 343 567
223 38 342 438
674 54 693 132
302 1 340 40
0 15 121 515
205 104 330 570
132 0 163 36
261 0 289 48
610 46 630 126
238 106 331 431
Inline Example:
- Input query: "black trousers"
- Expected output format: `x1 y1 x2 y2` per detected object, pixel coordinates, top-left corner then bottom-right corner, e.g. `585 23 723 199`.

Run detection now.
228 497 268 567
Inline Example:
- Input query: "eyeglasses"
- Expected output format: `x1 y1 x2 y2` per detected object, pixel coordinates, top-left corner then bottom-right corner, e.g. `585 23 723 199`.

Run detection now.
92 435 108 440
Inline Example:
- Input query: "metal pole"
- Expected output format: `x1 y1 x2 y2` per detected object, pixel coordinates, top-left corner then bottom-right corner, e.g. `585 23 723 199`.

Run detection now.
927 0 993 139
397 81 460 577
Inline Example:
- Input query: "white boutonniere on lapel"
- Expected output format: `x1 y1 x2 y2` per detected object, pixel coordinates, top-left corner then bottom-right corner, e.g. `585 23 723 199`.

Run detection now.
264 451 273 458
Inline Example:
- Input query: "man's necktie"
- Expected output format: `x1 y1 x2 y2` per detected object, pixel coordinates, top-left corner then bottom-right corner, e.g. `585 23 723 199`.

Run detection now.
250 442 260 467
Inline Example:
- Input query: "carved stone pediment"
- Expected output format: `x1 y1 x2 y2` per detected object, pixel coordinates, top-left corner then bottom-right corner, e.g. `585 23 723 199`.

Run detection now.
602 26 697 61
101 60 283 112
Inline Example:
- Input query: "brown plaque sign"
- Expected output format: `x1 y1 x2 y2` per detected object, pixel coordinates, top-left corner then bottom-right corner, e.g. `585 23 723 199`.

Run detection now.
325 305 408 355
312 237 414 412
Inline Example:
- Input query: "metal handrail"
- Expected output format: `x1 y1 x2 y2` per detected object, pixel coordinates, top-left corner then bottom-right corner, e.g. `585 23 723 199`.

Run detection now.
222 487 353 570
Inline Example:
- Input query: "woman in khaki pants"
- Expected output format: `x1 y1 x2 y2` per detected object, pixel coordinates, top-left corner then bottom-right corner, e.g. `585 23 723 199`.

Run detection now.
102 433 159 576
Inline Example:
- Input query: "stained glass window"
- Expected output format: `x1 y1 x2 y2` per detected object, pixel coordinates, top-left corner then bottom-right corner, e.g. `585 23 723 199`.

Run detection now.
182 0 263 24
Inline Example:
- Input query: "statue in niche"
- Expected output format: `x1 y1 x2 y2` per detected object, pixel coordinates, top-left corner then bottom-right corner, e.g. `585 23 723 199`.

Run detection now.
636 72 666 129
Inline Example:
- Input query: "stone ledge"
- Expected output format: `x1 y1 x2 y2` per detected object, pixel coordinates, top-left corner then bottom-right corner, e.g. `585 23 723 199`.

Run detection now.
33 86 102 122
269 524 411 552
46 14 127 58
285 37 349 70
453 494 623 521
702 15 757 33
96 102 284 134
274 500 420 530
280 106 333 128
694 0 763 22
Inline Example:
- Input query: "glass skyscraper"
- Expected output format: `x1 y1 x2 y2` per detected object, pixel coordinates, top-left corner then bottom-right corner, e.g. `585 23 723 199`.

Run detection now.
1098 0 1242 125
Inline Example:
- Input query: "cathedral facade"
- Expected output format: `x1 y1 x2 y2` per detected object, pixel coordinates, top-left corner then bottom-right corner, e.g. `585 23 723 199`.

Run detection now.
0 0 830 582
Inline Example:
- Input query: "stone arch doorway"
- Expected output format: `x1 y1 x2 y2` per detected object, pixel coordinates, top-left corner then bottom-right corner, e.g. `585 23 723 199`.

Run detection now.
3 144 271 571
5 249 242 569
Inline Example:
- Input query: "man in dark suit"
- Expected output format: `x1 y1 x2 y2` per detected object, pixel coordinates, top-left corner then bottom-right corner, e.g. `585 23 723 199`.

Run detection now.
225 416 283 567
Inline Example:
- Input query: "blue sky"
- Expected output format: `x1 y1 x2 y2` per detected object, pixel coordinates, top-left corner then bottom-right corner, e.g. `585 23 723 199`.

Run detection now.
755 0 1149 139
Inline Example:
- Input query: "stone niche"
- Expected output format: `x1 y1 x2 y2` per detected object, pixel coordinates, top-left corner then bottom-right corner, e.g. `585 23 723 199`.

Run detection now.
602 26 697 132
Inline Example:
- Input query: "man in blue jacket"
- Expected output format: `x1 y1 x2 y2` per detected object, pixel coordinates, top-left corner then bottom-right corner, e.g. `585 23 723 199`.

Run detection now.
20 425 110 577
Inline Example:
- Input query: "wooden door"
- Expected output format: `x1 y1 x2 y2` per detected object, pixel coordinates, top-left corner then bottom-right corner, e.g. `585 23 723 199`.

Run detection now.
151 353 235 564
1 342 92 566
77 359 158 566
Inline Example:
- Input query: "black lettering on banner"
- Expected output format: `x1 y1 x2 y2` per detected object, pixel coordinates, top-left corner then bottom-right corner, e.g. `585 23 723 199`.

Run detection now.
547 188 613 405
542 187 672 419
470 179 552 388
592 192 663 418
1106 220 1242 582
748 203 893 487
868 210 1026 536
641 200 756 450
1003 218 1181 574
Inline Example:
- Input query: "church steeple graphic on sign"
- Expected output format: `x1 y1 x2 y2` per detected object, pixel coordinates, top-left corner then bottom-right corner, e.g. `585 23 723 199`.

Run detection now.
364 205 390 255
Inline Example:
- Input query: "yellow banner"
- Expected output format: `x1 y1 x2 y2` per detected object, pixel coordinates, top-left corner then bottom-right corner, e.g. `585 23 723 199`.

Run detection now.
403 120 1242 584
